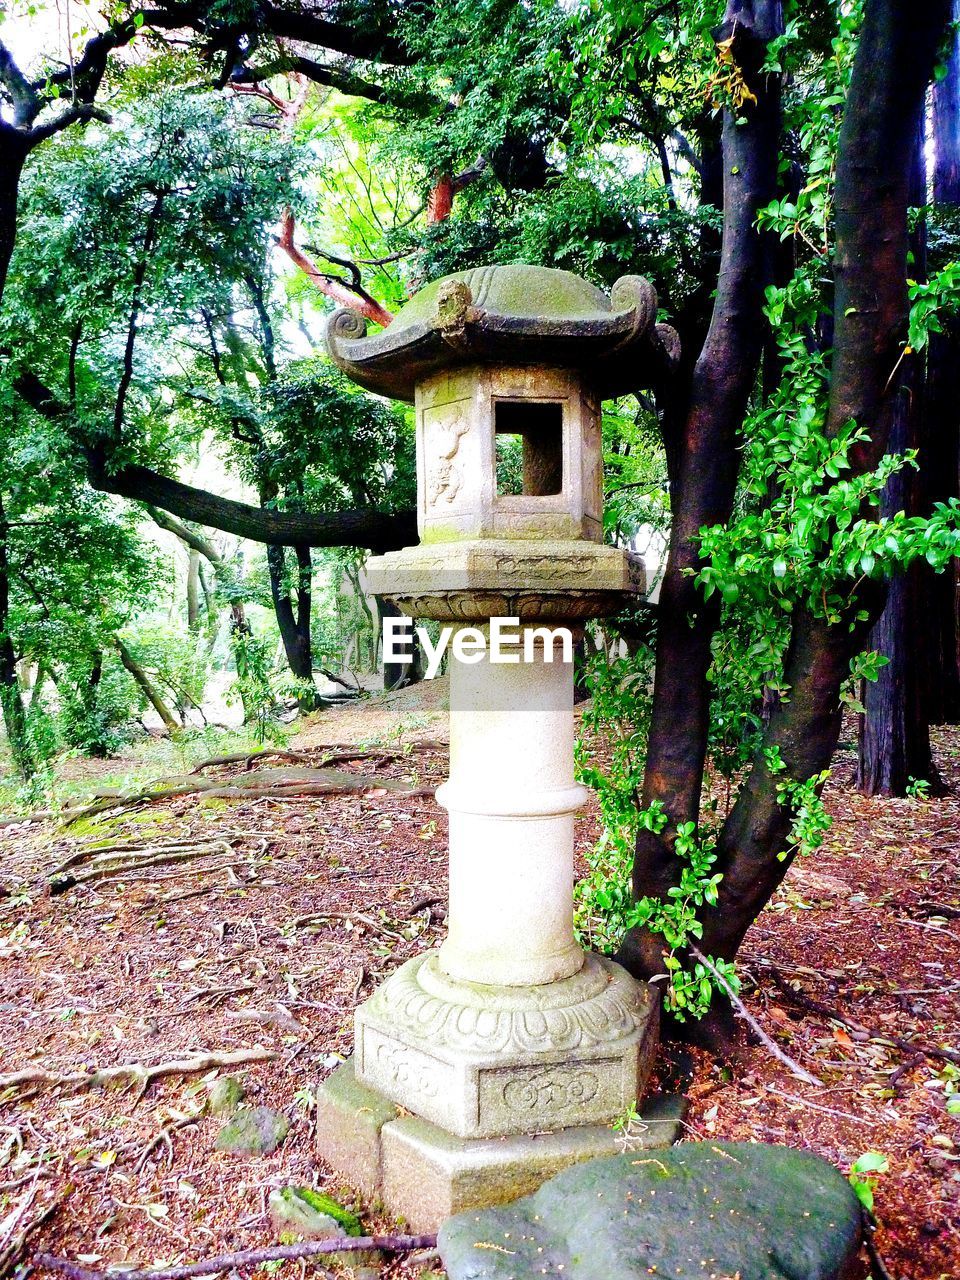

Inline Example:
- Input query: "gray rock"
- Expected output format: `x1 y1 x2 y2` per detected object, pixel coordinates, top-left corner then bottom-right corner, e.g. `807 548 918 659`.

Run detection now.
208 1075 245 1114
438 1141 862 1280
214 1107 289 1156
268 1188 347 1241
268 1186 362 1240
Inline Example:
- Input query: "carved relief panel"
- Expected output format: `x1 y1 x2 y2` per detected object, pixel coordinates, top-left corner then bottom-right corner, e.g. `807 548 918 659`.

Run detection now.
415 364 602 544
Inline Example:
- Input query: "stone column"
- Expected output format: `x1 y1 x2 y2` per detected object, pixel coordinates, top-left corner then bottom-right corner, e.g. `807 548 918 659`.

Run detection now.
437 625 587 987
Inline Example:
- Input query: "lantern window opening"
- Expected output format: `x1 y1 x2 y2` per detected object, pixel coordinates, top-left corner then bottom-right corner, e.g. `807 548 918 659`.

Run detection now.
493 399 564 498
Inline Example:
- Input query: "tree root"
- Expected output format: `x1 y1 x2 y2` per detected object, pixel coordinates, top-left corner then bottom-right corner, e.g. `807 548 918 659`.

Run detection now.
0 744 446 829
50 841 238 894
689 945 823 1087
190 743 443 774
52 767 434 828
190 749 315 773
1 1188 66 1280
34 1234 438 1280
0 1047 275 1101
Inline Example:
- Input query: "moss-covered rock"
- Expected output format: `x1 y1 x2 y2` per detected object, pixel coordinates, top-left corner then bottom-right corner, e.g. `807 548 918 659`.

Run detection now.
268 1187 362 1239
438 1142 862 1280
208 1075 245 1114
214 1107 288 1156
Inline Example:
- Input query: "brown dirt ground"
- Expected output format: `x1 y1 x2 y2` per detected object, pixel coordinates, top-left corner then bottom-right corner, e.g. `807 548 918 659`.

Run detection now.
0 689 957 1280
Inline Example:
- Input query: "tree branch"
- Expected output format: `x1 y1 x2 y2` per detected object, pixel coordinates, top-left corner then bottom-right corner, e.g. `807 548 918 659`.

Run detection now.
0 39 41 128
29 104 112 146
276 209 394 327
36 1235 437 1280
94 460 415 552
12 370 416 552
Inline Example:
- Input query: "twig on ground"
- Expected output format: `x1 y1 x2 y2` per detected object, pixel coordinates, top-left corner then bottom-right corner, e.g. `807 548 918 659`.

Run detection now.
861 1211 897 1280
407 895 443 916
888 1052 924 1095
34 1234 438 1280
688 945 823 1087
760 962 960 1066
350 966 366 1001
127 1107 207 1173
896 916 958 939
223 1006 306 1035
179 984 255 1010
764 1085 881 1126
293 910 407 942
910 900 960 920
0 1047 274 1101
0 1170 53 1194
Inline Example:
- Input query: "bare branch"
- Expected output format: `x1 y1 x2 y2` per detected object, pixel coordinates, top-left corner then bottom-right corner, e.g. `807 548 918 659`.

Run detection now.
36 1235 437 1280
275 208 395 327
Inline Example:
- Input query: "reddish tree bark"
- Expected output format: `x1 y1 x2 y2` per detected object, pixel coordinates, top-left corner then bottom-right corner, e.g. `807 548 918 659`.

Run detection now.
926 2 960 723
427 175 455 224
276 210 395 328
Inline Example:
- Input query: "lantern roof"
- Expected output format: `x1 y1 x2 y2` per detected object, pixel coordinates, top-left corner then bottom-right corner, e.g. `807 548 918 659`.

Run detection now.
325 264 680 403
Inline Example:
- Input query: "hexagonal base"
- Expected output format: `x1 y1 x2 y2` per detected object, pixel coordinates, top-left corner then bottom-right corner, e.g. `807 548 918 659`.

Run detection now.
315 1061 686 1233
354 952 659 1139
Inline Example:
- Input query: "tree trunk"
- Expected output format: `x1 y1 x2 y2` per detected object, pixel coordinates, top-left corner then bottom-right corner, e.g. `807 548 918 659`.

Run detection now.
699 0 951 964
927 2 960 723
856 399 939 793
378 598 422 690
186 548 201 632
858 122 940 794
0 133 26 305
0 490 33 778
622 0 783 978
618 0 951 1045
115 637 181 735
267 544 321 706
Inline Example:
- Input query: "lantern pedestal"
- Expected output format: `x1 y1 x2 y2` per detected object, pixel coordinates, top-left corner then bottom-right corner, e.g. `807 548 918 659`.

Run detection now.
315 264 680 1230
316 617 661 1228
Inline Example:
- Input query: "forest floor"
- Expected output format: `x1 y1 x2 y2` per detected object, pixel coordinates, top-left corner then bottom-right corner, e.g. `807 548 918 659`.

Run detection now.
0 683 957 1280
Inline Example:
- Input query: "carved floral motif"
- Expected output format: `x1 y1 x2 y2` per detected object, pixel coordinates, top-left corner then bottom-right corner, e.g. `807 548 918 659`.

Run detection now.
363 953 651 1057
502 1069 599 1111
371 1038 443 1098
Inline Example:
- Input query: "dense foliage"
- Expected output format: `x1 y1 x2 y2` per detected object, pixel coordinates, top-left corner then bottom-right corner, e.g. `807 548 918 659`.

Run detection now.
1 0 958 1033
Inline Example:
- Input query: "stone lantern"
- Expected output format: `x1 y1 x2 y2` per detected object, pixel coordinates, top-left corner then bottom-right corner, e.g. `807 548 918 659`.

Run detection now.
315 265 680 1230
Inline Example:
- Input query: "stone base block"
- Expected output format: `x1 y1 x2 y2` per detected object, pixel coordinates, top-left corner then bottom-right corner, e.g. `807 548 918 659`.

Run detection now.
316 1060 685 1234
314 1059 400 1196
355 951 659 1139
